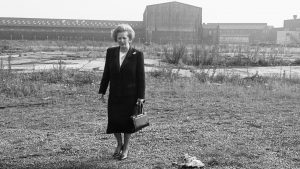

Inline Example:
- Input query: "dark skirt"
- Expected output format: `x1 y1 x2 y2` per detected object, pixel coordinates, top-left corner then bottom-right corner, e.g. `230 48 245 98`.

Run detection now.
106 95 136 134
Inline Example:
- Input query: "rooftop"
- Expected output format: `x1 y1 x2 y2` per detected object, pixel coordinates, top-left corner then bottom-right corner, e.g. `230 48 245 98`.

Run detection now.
0 17 144 29
204 23 268 30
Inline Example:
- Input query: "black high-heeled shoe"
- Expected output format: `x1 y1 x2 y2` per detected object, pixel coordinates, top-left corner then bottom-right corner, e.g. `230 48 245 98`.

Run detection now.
118 153 128 160
118 147 128 161
112 145 123 158
112 152 120 158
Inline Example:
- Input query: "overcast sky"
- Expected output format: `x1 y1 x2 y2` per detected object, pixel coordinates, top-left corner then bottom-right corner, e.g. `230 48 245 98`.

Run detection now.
0 0 299 27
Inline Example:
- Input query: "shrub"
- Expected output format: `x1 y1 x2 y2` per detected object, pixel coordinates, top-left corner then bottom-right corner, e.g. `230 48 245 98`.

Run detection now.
148 67 180 82
212 73 227 83
193 71 209 82
190 47 202 66
163 44 186 64
43 59 66 83
148 69 167 78
225 54 244 66
292 59 300 65
182 47 216 66
190 68 210 83
257 58 269 66
44 69 66 83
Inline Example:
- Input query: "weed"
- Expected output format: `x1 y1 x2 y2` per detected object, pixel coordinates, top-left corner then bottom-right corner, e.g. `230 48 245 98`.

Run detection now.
0 57 3 70
182 47 215 66
148 67 180 82
163 44 186 64
0 72 43 97
0 65 99 97
7 55 12 73
293 58 300 65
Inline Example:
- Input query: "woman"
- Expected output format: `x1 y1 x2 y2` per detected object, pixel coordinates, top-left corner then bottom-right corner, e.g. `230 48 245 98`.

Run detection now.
99 24 145 160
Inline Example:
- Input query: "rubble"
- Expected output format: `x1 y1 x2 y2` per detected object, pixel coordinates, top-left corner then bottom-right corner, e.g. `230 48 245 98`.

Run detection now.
173 153 205 169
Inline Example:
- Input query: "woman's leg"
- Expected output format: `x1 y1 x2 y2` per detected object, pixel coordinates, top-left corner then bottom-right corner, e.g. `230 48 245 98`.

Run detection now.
119 133 131 159
113 133 123 155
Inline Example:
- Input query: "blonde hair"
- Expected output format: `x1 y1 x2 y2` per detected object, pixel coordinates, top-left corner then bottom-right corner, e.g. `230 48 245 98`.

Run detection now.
111 24 135 42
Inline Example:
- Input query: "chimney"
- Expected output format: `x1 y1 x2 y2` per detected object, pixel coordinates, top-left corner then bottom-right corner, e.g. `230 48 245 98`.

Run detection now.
293 15 297 19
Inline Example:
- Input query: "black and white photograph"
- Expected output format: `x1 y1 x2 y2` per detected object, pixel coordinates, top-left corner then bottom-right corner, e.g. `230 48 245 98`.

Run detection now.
0 0 299 168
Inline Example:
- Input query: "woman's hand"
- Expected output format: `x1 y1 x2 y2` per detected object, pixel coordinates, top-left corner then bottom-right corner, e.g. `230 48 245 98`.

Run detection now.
100 94 106 103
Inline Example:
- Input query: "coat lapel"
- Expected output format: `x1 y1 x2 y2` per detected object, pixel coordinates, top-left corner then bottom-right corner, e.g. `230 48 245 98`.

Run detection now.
114 47 120 71
120 47 133 70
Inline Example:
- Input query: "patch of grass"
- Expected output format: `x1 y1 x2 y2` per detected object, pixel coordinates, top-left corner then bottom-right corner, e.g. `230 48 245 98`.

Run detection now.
0 77 43 97
0 68 299 169
0 60 100 97
148 67 180 82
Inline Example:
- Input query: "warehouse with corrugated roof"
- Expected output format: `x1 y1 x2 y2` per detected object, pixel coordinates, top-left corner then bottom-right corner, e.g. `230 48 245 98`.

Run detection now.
143 1 202 44
0 1 202 44
0 17 144 41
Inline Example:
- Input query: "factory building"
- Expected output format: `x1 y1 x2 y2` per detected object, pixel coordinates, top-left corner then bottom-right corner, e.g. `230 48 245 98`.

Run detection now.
0 17 144 42
277 15 300 45
202 23 270 45
143 1 202 44
284 15 300 31
0 1 202 44
0 1 277 45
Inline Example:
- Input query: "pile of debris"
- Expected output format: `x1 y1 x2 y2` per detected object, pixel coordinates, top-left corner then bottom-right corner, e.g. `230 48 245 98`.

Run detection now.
172 154 205 169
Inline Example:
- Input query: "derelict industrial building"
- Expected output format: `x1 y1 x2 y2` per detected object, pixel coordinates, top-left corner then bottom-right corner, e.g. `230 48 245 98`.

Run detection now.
0 1 277 45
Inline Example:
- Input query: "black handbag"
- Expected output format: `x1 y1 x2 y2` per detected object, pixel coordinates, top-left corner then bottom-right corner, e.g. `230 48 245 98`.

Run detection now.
131 100 149 132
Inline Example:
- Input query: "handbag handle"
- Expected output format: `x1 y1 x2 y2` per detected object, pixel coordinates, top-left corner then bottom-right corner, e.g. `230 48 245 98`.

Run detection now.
133 101 145 116
136 99 145 105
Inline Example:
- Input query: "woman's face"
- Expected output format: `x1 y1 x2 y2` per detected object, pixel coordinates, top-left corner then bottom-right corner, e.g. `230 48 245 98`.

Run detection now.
117 31 131 48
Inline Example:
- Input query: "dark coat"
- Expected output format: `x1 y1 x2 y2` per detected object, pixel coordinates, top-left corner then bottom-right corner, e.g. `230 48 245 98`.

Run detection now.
99 46 145 133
